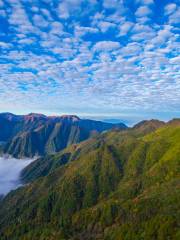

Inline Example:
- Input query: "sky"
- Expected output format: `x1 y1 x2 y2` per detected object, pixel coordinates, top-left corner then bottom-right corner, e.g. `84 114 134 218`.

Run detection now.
0 0 179 123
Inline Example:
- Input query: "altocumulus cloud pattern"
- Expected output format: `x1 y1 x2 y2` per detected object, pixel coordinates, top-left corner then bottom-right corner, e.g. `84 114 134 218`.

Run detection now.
0 0 179 118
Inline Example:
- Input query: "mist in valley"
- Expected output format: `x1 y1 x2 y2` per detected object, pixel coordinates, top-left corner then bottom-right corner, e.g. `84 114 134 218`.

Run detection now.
0 156 35 196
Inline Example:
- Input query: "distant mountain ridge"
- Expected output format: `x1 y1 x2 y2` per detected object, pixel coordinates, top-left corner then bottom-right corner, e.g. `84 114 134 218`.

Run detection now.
0 112 127 158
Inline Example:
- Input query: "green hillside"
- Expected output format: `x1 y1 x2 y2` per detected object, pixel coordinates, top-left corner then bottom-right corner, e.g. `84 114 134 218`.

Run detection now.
0 121 179 240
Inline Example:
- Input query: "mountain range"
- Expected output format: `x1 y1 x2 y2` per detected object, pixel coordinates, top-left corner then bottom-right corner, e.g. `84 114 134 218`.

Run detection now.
0 116 179 240
0 112 127 158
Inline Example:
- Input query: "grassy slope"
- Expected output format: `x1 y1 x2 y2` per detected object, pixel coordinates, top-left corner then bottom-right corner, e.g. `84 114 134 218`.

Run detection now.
0 122 179 240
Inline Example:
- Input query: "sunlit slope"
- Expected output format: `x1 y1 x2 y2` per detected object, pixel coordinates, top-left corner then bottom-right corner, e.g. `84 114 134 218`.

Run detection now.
0 121 179 240
20 119 175 183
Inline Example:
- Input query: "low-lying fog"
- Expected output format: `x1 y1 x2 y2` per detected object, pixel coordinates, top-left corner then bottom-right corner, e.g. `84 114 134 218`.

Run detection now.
0 156 35 196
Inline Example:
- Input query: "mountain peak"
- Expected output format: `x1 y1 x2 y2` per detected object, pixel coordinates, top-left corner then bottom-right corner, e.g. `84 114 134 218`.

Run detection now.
0 112 22 121
24 113 47 121
133 119 165 128
26 113 47 118
60 115 80 122
133 119 165 135
167 118 180 126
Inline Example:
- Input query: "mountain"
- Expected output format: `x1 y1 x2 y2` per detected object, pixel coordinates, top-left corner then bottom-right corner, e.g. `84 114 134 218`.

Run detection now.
0 113 127 158
133 119 165 135
0 119 179 240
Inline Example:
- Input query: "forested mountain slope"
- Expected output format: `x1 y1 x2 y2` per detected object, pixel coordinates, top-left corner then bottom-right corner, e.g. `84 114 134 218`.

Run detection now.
0 119 179 239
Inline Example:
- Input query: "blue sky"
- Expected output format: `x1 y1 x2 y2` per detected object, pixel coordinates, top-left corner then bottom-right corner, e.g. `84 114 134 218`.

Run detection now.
0 0 179 123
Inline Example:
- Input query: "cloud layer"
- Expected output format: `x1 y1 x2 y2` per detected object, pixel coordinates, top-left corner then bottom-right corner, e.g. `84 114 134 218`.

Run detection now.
0 156 34 195
0 0 179 118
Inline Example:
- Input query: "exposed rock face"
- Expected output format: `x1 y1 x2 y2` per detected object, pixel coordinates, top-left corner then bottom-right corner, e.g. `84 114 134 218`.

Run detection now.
0 112 127 157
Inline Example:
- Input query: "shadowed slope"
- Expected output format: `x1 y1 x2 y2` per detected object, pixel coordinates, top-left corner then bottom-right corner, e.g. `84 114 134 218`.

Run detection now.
0 112 127 158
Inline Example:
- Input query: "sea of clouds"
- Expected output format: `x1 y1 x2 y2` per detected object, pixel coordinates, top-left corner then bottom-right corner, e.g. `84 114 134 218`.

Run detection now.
0 156 35 196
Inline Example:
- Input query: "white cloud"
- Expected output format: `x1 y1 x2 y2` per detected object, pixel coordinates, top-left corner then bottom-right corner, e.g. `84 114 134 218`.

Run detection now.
103 0 121 9
106 12 125 24
0 42 12 48
41 8 52 20
0 0 4 7
131 31 155 41
93 41 120 52
168 8 180 24
133 24 154 33
50 21 64 35
33 14 49 28
0 0 179 115
135 6 152 17
8 1 40 35
9 3 29 26
52 47 76 59
0 157 35 195
136 0 154 5
131 23 156 41
170 56 180 65
151 25 172 45
57 0 84 19
164 3 177 16
18 38 36 45
31 6 39 13
75 26 99 37
120 42 142 57
118 21 134 36
58 2 70 19
0 9 6 17
98 21 116 32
